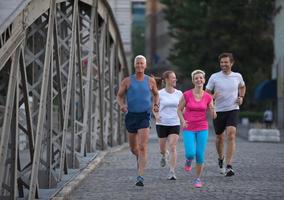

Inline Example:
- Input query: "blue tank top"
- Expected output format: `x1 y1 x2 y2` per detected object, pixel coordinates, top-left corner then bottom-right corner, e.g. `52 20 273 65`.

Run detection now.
126 74 151 113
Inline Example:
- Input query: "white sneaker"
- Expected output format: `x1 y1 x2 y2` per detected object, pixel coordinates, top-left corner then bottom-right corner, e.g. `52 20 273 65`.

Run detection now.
218 158 225 174
160 151 169 167
220 167 225 174
167 170 176 180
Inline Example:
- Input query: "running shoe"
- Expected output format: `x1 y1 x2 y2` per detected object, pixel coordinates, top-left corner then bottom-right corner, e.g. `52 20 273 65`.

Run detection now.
184 159 192 172
218 158 225 174
167 170 177 180
135 176 144 186
160 151 169 167
193 178 203 188
225 166 235 177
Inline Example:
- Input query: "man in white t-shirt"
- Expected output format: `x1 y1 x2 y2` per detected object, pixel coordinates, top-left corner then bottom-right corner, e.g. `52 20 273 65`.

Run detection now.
206 52 246 177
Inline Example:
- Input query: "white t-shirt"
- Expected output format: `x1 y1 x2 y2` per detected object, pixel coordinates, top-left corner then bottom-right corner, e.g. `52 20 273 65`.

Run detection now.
156 88 183 126
263 110 273 121
206 71 245 112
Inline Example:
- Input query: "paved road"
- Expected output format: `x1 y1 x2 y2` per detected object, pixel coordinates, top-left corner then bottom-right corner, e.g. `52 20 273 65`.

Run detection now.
69 125 284 200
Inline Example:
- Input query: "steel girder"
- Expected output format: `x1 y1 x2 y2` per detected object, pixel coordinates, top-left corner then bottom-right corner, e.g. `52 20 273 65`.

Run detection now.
0 0 128 199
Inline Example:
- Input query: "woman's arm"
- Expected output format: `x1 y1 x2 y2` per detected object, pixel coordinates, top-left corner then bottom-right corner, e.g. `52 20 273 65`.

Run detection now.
177 96 187 128
208 99 217 119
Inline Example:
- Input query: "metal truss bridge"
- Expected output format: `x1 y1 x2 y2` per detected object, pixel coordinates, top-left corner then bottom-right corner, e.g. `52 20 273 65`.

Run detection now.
0 0 129 199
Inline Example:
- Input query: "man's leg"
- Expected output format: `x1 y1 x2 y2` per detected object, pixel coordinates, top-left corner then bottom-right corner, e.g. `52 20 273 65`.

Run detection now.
216 133 225 160
213 112 227 174
128 133 138 157
225 126 236 166
137 128 150 176
216 132 225 174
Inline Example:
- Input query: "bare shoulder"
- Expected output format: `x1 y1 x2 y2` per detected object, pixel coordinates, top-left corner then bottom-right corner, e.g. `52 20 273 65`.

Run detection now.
149 76 158 87
149 76 156 84
148 76 158 93
121 76 130 85
118 76 130 91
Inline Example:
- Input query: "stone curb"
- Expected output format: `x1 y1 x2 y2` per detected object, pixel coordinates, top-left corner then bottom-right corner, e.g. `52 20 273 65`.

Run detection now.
248 128 280 142
51 143 128 200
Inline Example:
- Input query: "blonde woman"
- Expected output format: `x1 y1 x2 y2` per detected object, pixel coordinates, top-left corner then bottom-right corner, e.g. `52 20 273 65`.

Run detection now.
177 70 216 188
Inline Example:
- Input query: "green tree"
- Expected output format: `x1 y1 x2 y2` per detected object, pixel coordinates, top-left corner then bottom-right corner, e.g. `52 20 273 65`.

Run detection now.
132 25 145 57
160 0 275 108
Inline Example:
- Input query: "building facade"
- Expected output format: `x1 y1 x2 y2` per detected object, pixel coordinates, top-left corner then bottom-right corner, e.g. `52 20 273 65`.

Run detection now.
107 0 132 67
273 0 284 128
107 0 146 70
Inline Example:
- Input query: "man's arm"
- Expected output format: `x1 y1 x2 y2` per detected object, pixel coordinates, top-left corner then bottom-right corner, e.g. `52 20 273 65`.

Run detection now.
205 75 214 95
205 89 213 95
238 85 246 98
149 77 159 112
237 85 246 105
116 77 129 112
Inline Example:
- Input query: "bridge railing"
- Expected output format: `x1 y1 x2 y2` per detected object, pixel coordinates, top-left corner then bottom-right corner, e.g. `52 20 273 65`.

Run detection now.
0 0 129 199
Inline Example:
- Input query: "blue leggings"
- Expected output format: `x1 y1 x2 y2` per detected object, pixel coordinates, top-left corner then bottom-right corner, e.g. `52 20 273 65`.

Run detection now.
183 130 208 165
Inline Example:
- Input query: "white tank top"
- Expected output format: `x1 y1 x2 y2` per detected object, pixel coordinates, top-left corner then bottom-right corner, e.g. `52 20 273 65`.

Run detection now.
156 88 183 126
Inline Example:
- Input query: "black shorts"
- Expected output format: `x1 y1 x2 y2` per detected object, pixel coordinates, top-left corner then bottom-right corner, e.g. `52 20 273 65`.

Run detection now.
125 112 151 133
156 125 180 138
213 110 239 135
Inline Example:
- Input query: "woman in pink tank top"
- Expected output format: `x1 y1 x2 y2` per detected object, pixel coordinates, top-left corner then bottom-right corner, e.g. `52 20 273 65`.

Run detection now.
177 69 216 188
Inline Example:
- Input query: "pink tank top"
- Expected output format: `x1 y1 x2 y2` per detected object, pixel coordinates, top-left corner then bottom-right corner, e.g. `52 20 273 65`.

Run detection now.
183 89 212 131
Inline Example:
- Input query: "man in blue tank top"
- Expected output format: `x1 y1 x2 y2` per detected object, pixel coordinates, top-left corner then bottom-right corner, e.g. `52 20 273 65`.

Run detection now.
117 55 159 186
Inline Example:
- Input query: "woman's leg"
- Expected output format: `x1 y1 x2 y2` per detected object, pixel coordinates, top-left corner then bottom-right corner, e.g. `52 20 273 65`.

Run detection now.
159 137 167 155
183 130 196 161
195 130 208 177
167 134 179 171
156 125 168 167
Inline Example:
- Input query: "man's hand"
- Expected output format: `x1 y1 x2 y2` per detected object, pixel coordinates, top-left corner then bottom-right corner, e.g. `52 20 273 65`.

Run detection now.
120 105 128 113
152 111 160 123
213 112 217 119
236 96 244 105
153 104 159 113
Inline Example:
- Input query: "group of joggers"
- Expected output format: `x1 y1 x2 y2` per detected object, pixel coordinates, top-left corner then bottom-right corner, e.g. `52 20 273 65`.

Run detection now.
116 52 246 187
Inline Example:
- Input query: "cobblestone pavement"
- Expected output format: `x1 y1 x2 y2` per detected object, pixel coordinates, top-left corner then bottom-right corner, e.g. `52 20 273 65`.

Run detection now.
69 125 284 200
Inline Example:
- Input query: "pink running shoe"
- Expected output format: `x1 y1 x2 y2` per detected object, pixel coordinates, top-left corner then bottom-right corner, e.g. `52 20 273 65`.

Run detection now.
184 159 192 172
193 178 203 188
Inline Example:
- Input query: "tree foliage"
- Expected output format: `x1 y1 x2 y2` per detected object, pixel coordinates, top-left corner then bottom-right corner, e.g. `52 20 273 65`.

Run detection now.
160 0 275 107
132 25 145 57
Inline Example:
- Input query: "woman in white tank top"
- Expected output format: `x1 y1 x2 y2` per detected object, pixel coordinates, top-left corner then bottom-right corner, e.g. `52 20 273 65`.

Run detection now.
153 71 183 180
